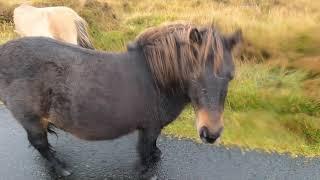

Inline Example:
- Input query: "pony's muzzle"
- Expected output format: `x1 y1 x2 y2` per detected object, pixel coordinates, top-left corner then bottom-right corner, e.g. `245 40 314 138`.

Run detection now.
199 126 223 144
196 109 224 144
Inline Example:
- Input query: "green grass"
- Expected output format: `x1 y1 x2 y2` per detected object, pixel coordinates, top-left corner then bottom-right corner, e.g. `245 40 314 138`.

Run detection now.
0 0 319 156
90 27 129 51
164 63 320 156
0 23 15 44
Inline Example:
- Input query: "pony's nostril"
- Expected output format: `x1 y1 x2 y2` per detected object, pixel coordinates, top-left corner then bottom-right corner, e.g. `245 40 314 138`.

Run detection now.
200 127 209 139
211 132 220 140
199 126 221 144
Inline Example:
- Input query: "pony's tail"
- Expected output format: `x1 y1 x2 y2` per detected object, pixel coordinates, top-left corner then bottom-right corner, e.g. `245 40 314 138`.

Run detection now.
74 18 94 49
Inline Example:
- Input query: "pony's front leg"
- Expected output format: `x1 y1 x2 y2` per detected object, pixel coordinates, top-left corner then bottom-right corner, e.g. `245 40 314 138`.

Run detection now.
137 128 161 179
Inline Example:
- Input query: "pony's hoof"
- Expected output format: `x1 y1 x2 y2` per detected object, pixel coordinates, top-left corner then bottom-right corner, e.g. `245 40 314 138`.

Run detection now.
151 148 162 162
136 164 148 174
55 167 72 177
139 172 157 180
137 164 157 180
139 174 158 180
61 169 72 177
149 175 158 180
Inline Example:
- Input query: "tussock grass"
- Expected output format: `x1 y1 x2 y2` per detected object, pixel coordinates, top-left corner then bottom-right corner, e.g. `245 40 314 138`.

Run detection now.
0 23 15 44
0 0 319 156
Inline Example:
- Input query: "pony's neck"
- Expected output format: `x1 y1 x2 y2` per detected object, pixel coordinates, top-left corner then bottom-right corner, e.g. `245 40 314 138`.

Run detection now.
125 46 191 125
158 91 190 126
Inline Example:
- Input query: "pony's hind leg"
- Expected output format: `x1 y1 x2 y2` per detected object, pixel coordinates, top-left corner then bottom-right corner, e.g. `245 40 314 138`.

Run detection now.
4 81 71 176
18 113 71 177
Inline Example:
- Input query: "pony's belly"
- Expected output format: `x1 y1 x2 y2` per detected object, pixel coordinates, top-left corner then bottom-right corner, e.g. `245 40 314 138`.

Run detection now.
48 116 137 141
67 123 136 141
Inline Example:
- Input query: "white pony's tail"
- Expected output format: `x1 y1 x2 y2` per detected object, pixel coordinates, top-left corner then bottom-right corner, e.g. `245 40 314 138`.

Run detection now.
74 18 94 49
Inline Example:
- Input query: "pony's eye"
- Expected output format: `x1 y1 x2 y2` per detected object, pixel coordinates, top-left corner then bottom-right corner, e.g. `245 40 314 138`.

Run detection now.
228 72 235 80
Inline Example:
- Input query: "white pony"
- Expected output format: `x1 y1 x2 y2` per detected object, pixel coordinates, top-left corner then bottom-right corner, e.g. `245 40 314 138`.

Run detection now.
13 4 94 49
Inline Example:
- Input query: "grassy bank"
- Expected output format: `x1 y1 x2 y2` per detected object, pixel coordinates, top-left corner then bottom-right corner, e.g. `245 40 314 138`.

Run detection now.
165 62 320 156
0 0 319 156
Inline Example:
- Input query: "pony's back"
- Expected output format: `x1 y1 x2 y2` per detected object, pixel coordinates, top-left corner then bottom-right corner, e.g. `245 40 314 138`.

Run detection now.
13 5 94 49
14 5 52 37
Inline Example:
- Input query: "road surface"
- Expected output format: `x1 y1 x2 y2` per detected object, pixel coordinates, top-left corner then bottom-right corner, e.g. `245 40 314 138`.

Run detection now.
0 106 319 180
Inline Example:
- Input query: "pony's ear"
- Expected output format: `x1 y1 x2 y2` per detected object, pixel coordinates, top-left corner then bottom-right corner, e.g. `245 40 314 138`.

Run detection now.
225 29 243 50
189 28 202 44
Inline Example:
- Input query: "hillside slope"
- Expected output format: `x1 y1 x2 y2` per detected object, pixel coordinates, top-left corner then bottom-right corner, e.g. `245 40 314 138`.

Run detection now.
0 0 319 156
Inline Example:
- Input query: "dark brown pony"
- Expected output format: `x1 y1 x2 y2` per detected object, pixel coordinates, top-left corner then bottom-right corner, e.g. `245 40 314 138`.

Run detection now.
0 23 242 179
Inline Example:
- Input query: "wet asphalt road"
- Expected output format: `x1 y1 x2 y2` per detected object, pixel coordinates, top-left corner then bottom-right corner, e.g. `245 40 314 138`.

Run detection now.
0 106 320 180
